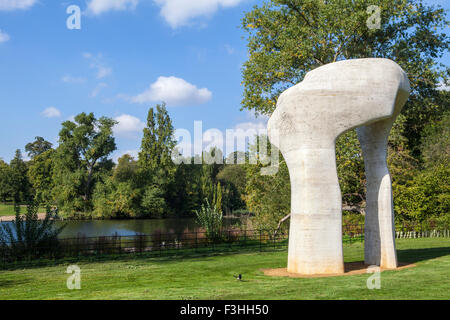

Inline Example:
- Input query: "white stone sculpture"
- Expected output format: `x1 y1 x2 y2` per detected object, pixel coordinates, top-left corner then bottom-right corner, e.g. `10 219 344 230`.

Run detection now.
268 58 410 275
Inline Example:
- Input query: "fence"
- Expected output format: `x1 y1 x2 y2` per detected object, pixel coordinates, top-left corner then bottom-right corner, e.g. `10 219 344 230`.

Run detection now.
0 229 290 266
1 223 448 267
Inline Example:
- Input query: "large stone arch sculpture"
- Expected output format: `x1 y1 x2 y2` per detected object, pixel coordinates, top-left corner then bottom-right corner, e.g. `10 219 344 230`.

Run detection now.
267 58 410 275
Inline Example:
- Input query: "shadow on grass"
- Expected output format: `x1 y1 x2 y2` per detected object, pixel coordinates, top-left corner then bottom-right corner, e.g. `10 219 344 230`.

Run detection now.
0 278 31 288
2 242 448 272
397 247 450 264
0 243 288 271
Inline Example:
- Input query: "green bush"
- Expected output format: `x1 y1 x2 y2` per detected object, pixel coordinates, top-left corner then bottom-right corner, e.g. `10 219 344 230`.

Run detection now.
141 186 166 218
195 200 223 242
0 203 65 259
92 178 140 218
394 164 449 221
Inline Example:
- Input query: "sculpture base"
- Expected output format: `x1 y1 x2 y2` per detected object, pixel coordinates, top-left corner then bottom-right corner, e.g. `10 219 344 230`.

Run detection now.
263 262 415 278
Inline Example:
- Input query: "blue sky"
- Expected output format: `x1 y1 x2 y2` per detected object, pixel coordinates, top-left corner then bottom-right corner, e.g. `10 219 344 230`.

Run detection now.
0 0 448 162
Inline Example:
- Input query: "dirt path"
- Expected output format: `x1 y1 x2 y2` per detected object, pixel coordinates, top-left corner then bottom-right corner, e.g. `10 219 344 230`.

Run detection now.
0 213 47 222
262 262 416 278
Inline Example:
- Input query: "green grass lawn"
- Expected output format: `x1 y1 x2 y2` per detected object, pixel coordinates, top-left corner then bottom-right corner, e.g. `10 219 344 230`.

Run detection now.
0 204 45 217
0 204 16 217
0 238 448 300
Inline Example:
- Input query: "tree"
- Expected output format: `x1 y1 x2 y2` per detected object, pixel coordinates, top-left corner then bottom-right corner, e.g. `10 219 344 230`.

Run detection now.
92 177 140 218
113 154 139 183
402 85 449 156
213 182 223 214
241 0 448 158
92 154 141 219
391 112 450 222
53 113 117 215
420 111 450 168
170 162 202 216
394 164 449 221
9 149 32 203
242 0 448 116
25 137 53 159
27 149 55 205
0 160 12 202
138 104 176 215
244 139 291 231
217 165 247 213
141 186 167 218
139 104 176 175
336 131 366 214
199 160 223 209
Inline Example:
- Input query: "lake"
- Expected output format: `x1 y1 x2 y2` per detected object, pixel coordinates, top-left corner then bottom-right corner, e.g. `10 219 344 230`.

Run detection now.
0 217 244 239
34 217 242 239
57 218 201 238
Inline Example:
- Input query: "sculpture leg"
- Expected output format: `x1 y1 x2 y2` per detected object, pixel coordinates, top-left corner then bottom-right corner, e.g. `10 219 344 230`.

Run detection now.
357 122 398 269
287 147 344 275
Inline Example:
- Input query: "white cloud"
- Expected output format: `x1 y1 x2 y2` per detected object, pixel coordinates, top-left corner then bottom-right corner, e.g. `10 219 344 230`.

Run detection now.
154 0 245 28
131 76 212 106
437 80 449 92
90 82 108 97
87 0 138 15
0 0 37 11
0 29 10 43
217 112 269 157
173 116 268 160
82 52 92 59
123 150 139 159
114 114 145 134
96 66 112 79
113 149 139 163
234 121 267 133
82 52 112 79
224 44 235 55
42 107 62 118
62 75 86 84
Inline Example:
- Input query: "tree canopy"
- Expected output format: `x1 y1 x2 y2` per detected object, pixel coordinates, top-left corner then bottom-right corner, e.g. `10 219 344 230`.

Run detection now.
242 0 448 116
52 112 117 215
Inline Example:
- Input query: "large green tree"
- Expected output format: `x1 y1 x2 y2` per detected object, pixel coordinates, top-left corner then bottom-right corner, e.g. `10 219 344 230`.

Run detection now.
92 154 141 218
53 113 116 216
393 112 450 221
0 159 12 202
217 164 247 213
241 0 448 153
138 104 176 216
243 138 291 231
27 149 55 205
419 111 450 168
139 104 176 174
25 137 53 159
9 150 32 203
170 162 203 216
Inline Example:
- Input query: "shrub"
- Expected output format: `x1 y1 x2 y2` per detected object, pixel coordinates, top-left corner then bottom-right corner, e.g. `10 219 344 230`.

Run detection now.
195 200 223 242
394 164 449 221
0 203 65 260
141 186 166 218
92 178 139 218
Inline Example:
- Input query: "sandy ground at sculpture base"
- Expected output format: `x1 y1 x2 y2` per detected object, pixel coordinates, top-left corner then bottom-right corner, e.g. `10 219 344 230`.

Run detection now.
262 262 416 278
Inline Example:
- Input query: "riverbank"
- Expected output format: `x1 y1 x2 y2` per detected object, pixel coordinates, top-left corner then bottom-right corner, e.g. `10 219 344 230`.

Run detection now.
0 213 47 222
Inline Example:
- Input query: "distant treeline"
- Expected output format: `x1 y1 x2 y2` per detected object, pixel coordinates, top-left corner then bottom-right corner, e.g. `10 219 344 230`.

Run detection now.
0 104 248 220
0 101 449 230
